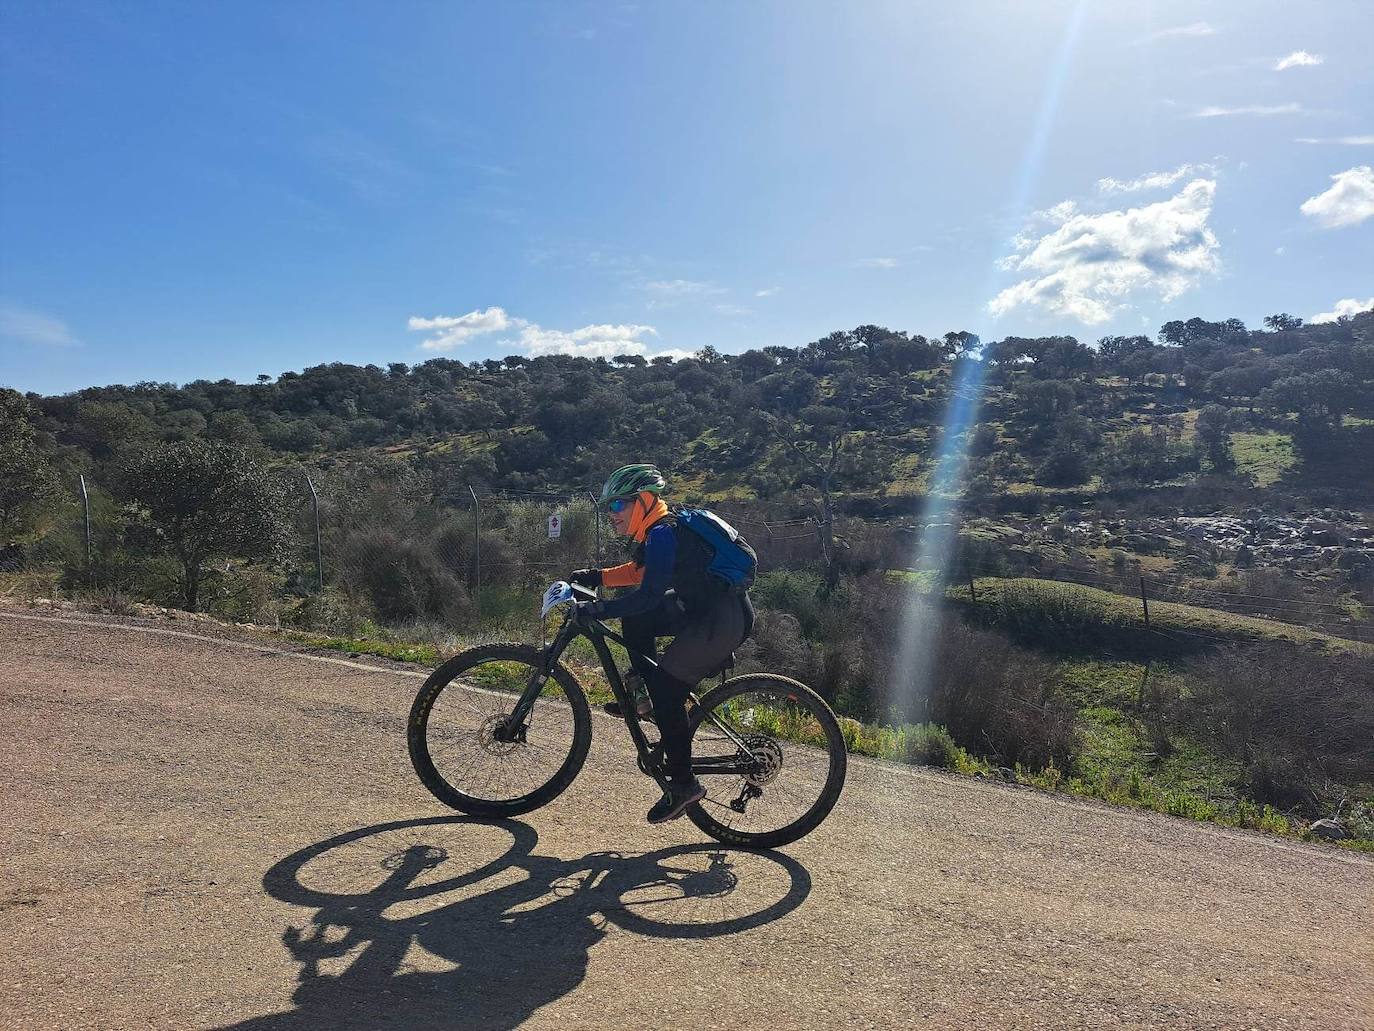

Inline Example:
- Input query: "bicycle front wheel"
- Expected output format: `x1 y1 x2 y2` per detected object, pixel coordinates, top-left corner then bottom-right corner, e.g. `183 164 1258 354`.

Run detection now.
408 643 592 818
685 673 847 849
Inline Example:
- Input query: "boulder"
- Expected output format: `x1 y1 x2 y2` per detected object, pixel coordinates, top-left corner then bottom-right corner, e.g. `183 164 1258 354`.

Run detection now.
1335 548 1373 570
1304 526 1343 546
1307 819 1349 841
1124 533 1173 554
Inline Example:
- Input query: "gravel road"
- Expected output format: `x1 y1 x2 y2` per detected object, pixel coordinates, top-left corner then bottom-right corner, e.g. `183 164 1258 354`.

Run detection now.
2 610 1370 1031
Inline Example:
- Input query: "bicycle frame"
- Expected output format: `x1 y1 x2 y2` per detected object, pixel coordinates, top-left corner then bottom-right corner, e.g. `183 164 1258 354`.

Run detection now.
498 601 760 787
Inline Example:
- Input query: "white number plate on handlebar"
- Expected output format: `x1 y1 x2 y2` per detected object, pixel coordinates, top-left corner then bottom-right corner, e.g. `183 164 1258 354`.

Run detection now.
541 581 575 619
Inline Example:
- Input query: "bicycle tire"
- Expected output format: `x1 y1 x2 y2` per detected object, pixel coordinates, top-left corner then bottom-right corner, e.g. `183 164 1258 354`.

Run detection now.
408 643 592 818
684 673 847 849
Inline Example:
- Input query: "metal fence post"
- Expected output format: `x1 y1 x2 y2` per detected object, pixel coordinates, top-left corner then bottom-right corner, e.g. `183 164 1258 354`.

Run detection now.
590 492 601 566
1139 576 1151 627
78 474 92 578
468 484 481 611
303 473 323 592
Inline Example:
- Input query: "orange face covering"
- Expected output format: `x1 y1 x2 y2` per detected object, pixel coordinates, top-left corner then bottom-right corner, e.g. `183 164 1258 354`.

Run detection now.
627 493 669 542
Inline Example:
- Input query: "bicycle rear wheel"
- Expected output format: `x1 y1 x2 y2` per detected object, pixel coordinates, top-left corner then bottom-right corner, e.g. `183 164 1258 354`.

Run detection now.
408 643 592 818
685 673 847 849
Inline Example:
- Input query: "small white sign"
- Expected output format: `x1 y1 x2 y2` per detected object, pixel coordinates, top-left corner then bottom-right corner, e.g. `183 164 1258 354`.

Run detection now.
547 513 562 539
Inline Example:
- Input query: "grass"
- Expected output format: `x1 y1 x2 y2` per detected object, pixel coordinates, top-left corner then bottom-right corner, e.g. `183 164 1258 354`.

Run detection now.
0 569 63 602
998 653 1374 845
12 577 1367 849
884 451 929 496
1017 761 1294 833
299 633 441 666
1230 431 1297 487
837 717 990 774
957 577 1370 653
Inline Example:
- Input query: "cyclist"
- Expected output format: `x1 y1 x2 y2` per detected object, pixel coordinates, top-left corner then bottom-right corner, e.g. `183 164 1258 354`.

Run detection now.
570 464 755 824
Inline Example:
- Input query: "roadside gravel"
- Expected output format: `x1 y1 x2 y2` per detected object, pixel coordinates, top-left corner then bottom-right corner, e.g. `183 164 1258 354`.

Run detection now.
2 610 1370 1030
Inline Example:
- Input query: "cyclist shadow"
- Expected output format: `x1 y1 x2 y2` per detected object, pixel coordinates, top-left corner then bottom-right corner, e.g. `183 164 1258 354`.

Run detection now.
216 816 812 1031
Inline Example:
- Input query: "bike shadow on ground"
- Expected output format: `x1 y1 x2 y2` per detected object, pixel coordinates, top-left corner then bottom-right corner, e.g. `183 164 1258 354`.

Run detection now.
215 815 812 1031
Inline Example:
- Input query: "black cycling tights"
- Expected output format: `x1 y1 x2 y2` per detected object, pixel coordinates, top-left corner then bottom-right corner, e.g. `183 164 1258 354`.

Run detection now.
621 591 751 785
644 668 695 783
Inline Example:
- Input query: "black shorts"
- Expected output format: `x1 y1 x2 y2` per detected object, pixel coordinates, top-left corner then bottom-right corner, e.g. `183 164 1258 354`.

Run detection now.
622 590 754 685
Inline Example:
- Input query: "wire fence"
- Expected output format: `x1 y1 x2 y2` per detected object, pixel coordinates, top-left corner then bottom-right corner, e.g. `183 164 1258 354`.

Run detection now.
894 550 1374 645
12 471 1372 646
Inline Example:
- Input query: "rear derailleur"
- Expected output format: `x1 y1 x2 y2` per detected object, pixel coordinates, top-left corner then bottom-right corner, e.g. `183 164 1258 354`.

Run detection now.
729 783 763 813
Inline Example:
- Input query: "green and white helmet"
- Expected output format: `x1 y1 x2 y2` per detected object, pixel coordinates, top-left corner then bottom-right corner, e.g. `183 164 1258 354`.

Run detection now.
599 464 666 504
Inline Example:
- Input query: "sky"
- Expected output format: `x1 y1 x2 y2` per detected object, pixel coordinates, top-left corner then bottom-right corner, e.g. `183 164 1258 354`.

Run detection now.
2 0 1372 395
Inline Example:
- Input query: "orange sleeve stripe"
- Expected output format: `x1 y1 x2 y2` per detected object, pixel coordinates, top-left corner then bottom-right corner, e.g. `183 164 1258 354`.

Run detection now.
601 562 644 588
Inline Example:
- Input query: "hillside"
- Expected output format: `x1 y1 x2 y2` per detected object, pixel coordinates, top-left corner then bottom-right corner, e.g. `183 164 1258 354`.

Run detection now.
7 311 1372 504
3 310 1372 848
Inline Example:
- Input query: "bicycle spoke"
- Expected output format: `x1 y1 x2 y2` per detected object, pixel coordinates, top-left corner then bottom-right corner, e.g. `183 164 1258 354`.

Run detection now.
421 655 581 805
688 680 845 844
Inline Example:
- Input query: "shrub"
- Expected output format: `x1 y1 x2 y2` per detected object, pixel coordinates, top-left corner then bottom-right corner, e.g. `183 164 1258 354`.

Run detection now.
739 609 814 684
1180 645 1374 812
284 590 366 634
897 722 961 767
985 580 1130 651
336 529 472 626
750 568 827 636
922 618 1080 769
743 573 1079 770
207 565 280 624
1036 437 1091 486
1099 426 1199 486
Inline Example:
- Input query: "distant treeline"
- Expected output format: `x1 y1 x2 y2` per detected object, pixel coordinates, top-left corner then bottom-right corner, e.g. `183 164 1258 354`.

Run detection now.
6 310 1374 524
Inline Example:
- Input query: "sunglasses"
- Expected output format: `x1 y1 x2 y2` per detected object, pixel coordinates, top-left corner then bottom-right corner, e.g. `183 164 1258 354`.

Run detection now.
606 497 635 513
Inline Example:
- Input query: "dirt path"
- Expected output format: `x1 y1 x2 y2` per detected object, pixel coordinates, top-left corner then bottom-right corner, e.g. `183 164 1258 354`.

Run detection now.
2 610 1370 1031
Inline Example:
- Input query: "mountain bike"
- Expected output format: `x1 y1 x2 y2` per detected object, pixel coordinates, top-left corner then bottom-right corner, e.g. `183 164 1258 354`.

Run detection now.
408 582 847 849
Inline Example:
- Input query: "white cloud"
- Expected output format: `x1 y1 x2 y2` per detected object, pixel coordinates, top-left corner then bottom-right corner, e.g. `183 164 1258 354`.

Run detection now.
1275 50 1323 71
988 178 1221 325
1310 297 1374 323
1138 21 1215 43
408 306 517 351
713 303 753 317
1192 103 1301 118
1097 163 1213 195
754 287 781 298
1300 165 1374 228
406 307 673 360
0 303 79 347
856 257 900 269
1295 135 1374 146
647 348 696 362
1032 200 1079 222
517 322 658 358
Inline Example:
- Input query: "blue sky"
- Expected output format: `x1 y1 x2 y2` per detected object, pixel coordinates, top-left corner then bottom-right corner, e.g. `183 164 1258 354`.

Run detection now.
2 0 1371 395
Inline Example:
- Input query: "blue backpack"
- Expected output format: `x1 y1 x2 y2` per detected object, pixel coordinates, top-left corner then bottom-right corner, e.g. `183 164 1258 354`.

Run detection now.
675 508 757 592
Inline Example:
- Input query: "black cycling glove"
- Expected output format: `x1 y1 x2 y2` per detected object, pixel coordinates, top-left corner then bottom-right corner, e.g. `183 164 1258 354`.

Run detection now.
569 568 602 589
